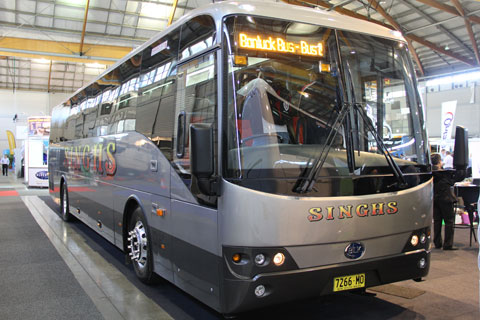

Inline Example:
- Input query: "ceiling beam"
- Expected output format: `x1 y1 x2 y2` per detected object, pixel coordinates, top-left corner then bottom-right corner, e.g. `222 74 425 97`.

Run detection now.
283 0 480 74
0 7 165 35
47 60 52 92
415 0 480 25
168 0 179 26
450 0 480 65
79 0 91 56
407 34 476 67
0 83 74 93
282 0 393 29
0 22 147 46
0 37 131 64
328 0 355 11
401 0 474 58
282 1 425 73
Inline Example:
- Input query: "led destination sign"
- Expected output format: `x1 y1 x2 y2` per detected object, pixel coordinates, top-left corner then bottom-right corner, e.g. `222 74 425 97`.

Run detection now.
239 33 324 57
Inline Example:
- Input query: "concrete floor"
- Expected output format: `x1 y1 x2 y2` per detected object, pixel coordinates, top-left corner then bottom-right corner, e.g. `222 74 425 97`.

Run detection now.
0 171 479 319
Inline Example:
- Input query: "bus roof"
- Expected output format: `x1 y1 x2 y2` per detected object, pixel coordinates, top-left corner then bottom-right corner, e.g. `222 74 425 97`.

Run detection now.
202 0 403 41
67 0 404 103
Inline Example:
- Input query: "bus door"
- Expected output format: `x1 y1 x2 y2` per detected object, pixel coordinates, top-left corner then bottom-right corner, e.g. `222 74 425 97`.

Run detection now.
170 50 221 308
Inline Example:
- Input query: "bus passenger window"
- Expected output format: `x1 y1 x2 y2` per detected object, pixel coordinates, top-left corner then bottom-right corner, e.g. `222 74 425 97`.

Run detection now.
107 54 141 135
65 104 79 141
173 52 217 182
136 27 180 161
83 98 99 138
178 15 216 61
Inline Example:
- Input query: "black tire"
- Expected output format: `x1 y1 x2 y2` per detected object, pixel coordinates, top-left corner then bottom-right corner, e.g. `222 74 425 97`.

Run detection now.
60 182 72 222
127 207 154 284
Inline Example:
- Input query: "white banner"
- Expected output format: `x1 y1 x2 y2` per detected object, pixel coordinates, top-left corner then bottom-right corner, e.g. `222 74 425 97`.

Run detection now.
440 100 457 148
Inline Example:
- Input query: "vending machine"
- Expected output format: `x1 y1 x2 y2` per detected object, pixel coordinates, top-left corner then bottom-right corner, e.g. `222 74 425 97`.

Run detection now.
25 116 50 187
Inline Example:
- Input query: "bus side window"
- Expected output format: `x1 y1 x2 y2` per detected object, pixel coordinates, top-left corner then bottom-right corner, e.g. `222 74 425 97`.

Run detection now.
92 86 114 137
81 92 101 138
178 15 216 61
136 27 180 161
173 52 217 182
65 104 79 141
83 98 99 138
108 53 142 135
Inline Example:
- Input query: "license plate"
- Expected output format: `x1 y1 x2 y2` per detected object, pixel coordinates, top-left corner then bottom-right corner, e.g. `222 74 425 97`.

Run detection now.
333 273 366 292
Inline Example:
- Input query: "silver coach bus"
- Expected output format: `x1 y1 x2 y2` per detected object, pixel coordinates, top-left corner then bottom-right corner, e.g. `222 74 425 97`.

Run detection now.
49 0 434 314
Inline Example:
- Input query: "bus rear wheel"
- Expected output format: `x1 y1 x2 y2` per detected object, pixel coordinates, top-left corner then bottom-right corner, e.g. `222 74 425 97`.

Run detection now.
127 207 154 284
60 182 72 222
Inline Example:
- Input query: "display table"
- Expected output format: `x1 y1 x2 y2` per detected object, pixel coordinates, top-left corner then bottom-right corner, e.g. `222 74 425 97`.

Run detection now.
454 184 479 246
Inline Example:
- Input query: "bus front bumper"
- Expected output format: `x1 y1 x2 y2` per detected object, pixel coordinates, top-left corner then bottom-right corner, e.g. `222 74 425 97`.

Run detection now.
222 250 430 314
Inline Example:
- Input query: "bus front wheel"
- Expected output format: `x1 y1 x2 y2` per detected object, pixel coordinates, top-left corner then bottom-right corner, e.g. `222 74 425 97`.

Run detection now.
60 182 72 222
127 207 154 284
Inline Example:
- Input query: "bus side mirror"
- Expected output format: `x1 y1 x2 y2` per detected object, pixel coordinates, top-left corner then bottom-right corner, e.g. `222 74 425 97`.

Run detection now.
190 123 216 195
453 126 468 170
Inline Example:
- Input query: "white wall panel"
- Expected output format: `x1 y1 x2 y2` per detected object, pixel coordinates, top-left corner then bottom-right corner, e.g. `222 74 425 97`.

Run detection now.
423 86 480 138
0 90 71 152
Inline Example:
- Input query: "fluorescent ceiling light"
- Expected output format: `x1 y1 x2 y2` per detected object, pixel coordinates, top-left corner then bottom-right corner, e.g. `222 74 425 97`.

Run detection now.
140 3 167 19
33 58 50 64
85 63 105 69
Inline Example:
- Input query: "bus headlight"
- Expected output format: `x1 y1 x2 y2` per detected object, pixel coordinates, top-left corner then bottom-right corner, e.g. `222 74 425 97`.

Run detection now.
273 252 285 266
255 254 266 266
410 235 419 246
420 233 426 244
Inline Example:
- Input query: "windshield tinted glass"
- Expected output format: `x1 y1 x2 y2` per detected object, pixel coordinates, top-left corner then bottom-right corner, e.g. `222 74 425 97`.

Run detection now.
338 31 429 168
224 16 429 194
225 16 347 179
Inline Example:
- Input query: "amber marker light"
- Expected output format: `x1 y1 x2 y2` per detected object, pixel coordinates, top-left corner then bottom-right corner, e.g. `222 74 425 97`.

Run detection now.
273 253 285 266
320 63 331 72
234 55 247 66
232 253 241 263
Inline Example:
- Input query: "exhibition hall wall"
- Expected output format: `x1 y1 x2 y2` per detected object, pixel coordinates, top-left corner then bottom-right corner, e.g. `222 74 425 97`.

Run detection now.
0 89 70 152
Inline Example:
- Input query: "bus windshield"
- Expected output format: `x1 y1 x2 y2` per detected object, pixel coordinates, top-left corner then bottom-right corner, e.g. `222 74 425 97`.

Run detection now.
224 16 429 194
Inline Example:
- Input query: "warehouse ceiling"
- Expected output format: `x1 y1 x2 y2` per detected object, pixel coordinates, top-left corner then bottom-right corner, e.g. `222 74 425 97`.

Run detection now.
0 0 479 93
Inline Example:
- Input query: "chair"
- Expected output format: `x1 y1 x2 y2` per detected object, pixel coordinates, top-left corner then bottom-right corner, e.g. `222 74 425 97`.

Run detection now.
454 185 479 246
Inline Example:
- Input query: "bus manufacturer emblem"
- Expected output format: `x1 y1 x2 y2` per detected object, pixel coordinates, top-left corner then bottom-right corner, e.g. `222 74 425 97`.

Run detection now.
344 242 365 260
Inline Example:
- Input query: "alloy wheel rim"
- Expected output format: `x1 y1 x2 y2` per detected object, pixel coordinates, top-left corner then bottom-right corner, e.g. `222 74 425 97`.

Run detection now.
128 220 148 269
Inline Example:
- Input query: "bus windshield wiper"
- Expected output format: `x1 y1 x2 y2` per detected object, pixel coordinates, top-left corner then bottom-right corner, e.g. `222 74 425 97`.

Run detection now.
353 103 408 188
293 102 351 194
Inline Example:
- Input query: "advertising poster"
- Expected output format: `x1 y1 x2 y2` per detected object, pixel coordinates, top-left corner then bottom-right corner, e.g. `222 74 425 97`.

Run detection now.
28 117 51 137
26 116 50 187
